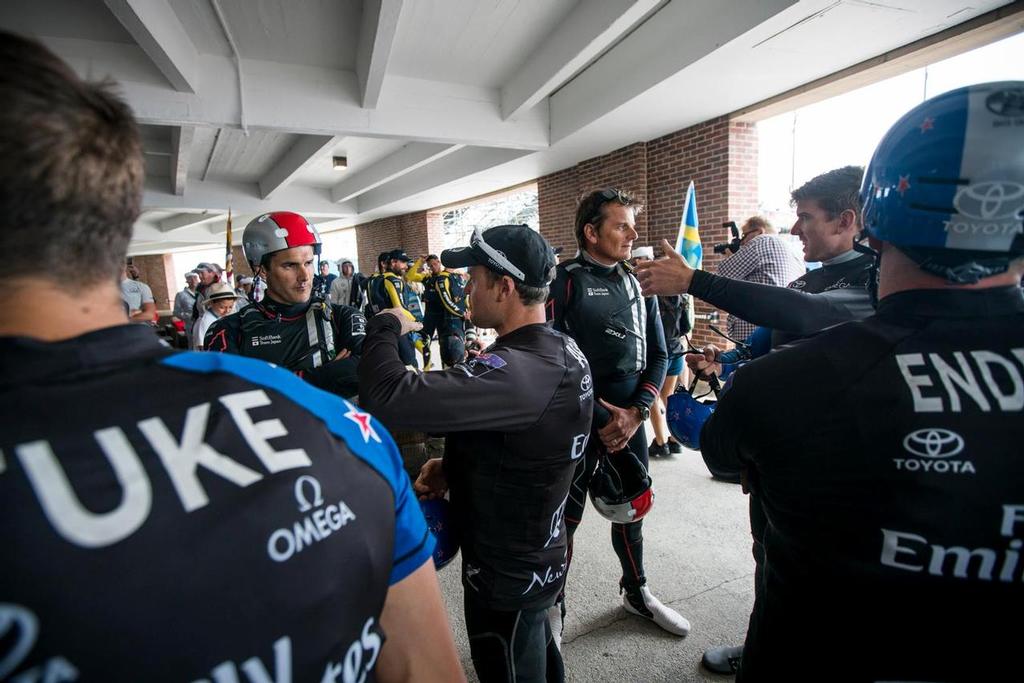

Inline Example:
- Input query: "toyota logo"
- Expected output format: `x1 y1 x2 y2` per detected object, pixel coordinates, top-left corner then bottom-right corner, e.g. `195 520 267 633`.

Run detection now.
581 374 592 391
902 429 964 459
953 181 1024 220
986 88 1024 117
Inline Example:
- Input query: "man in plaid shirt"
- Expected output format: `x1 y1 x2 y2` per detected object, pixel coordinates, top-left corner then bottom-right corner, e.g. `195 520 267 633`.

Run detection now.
715 216 804 340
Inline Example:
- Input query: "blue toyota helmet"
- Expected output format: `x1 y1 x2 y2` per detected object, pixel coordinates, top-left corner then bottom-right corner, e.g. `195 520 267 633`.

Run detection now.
860 81 1024 283
420 498 459 570
667 388 716 451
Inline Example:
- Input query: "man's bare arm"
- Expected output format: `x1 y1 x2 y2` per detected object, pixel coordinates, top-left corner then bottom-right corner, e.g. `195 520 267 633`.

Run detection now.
375 558 466 683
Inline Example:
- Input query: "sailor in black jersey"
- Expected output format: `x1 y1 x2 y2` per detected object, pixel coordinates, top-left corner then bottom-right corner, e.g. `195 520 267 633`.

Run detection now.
407 254 469 367
361 225 591 683
639 166 875 675
548 189 691 639
705 83 1024 681
204 211 367 399
0 33 465 682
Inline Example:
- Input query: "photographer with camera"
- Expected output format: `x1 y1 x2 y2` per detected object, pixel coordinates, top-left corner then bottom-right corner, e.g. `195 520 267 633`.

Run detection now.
714 216 804 342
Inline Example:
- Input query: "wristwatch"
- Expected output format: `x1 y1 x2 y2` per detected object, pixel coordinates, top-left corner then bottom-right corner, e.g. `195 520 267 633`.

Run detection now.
633 404 651 421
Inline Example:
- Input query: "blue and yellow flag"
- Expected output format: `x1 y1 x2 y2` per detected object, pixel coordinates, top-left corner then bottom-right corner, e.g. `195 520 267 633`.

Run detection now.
675 181 702 270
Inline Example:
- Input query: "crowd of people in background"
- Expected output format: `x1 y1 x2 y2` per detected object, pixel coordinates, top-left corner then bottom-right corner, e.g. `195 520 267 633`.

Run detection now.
3 28 1022 683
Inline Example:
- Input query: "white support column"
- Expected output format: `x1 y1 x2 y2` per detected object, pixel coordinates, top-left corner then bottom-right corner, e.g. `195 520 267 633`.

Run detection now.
169 126 194 196
331 142 461 203
102 0 199 93
501 0 660 120
259 135 338 200
356 0 405 109
356 147 533 213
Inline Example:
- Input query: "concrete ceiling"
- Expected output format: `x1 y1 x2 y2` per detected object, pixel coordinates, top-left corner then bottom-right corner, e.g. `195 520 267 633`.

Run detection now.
0 0 1015 254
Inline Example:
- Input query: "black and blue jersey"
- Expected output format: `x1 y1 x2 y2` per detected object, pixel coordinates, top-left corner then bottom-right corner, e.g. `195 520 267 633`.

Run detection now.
0 324 432 681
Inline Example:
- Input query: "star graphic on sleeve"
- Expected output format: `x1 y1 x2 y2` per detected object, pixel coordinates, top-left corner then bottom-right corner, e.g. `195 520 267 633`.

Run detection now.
918 117 934 133
343 401 382 443
897 175 911 195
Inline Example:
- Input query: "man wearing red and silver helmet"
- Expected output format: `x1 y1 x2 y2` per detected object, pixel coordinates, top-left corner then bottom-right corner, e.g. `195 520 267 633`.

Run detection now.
204 211 367 399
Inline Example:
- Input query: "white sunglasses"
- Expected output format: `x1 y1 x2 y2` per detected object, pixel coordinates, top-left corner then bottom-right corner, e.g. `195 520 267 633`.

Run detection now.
471 227 527 282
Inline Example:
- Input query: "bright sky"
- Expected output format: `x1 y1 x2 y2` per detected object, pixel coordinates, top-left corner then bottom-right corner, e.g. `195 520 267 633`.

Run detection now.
757 32 1024 231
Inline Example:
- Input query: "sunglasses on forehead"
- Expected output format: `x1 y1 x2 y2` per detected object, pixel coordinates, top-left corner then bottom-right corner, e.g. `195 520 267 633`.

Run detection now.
588 188 636 225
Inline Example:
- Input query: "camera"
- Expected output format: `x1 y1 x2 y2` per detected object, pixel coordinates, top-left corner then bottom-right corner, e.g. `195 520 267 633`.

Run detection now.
713 221 741 255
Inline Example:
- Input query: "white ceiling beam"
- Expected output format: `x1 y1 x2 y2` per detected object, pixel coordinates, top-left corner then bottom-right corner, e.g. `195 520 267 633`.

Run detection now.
259 135 338 200
501 0 660 121
356 147 534 214
42 37 549 150
158 211 225 233
549 0 796 142
356 0 405 109
144 177 357 217
169 125 194 196
331 142 462 203
102 0 199 93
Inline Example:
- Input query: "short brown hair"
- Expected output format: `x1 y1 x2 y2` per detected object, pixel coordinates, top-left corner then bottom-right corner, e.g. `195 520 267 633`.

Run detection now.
574 189 644 250
790 166 864 223
0 31 143 287
743 215 774 235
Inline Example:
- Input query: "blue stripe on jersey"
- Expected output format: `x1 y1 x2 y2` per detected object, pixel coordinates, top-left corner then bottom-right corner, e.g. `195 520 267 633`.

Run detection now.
160 351 434 584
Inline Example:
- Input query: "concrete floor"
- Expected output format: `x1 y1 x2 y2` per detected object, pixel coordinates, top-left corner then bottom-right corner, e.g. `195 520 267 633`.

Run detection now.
434 444 756 682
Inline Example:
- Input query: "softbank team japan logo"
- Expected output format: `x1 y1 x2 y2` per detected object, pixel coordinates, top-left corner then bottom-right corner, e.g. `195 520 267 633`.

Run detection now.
344 401 381 444
953 181 1024 221
895 428 974 475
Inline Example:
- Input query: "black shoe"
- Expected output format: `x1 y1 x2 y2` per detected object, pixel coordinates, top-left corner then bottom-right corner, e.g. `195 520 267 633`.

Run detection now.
648 440 669 458
667 439 683 455
702 644 743 675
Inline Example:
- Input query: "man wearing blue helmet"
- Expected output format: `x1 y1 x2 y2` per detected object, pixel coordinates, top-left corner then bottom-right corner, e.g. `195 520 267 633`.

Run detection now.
699 82 1024 681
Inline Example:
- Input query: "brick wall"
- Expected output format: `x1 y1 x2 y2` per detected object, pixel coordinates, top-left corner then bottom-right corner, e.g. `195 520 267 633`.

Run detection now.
354 210 446 274
538 142 649 255
130 253 175 311
536 116 759 348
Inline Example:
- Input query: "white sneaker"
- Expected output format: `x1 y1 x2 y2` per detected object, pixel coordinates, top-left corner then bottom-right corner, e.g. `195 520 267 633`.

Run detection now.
547 603 564 650
622 586 691 637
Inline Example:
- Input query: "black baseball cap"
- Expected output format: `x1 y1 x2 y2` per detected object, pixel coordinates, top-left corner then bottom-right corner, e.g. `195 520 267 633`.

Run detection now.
387 249 413 263
442 224 556 287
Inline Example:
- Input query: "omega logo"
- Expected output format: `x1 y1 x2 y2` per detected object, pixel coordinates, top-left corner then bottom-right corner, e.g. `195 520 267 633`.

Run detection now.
902 429 964 459
953 181 1024 221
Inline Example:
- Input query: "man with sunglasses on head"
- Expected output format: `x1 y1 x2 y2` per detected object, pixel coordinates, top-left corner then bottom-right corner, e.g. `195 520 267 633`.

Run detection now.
360 225 592 683
546 189 691 639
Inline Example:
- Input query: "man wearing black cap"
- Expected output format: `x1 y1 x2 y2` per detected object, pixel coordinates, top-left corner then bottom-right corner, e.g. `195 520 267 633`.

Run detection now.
360 225 594 683
366 248 427 367
407 254 470 367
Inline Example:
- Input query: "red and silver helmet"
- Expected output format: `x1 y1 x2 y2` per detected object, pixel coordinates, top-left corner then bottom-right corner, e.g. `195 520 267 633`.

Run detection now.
242 211 321 269
589 450 655 524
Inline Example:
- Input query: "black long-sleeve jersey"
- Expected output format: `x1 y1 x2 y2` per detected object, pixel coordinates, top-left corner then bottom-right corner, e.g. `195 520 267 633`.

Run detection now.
359 314 593 610
701 286 1024 682
0 325 432 681
689 252 874 348
205 295 366 398
547 254 667 417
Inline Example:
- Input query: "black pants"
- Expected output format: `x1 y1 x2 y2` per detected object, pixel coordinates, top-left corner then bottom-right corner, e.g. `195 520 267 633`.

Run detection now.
463 592 564 683
564 380 650 591
422 313 466 367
